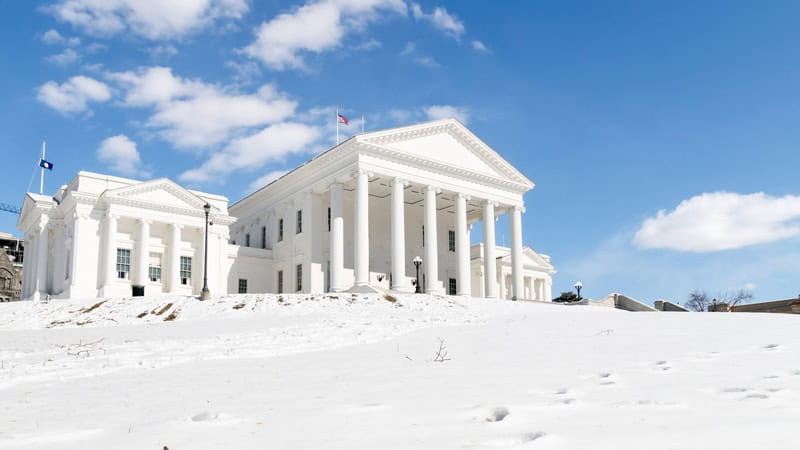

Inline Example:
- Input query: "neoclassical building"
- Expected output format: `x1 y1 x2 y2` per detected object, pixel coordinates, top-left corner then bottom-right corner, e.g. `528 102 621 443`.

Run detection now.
18 172 235 300
228 119 554 300
18 119 554 301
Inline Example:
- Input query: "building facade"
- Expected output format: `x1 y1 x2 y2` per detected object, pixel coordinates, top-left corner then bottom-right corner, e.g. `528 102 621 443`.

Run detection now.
228 119 554 300
18 172 234 300
18 119 555 301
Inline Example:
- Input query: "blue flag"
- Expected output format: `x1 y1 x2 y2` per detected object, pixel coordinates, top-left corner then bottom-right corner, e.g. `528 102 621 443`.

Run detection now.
39 159 53 171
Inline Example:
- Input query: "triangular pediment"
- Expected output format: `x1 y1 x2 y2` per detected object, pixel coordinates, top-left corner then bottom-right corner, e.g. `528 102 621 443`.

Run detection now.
103 178 209 211
358 119 534 190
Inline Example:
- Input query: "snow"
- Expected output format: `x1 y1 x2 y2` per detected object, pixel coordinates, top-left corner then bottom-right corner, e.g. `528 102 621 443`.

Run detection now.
1 293 798 449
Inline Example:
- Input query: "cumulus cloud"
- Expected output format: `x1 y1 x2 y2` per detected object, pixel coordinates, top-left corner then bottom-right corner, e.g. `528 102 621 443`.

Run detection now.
424 105 469 124
108 66 297 149
146 44 178 59
45 48 81 66
45 0 249 40
471 40 489 53
410 3 464 39
247 169 291 193
41 28 81 46
243 0 406 70
633 192 800 252
180 122 322 183
37 75 111 114
97 134 149 177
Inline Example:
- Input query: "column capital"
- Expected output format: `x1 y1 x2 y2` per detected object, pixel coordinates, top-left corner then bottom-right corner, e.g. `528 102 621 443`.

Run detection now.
456 192 471 201
353 169 374 178
483 199 499 207
138 218 152 225
392 177 409 187
329 181 344 190
425 185 442 194
512 205 525 213
169 222 183 230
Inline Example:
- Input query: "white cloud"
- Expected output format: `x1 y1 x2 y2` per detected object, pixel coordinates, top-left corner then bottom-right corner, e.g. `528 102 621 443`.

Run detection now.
410 3 464 39
180 122 322 183
146 44 178 59
243 0 406 70
399 41 415 56
36 75 111 114
108 66 298 149
46 0 249 40
413 55 439 68
354 38 381 51
41 28 81 46
471 40 489 53
424 105 469 124
109 66 208 107
633 192 800 252
45 48 81 66
247 169 290 193
97 134 149 177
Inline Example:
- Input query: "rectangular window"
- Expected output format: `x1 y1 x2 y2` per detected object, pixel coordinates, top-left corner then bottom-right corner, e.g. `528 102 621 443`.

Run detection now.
296 263 303 292
238 278 248 294
261 226 266 249
116 248 130 279
245 233 250 247
148 253 162 282
448 278 457 295
296 210 303 234
448 230 456 252
65 250 71 280
422 225 425 247
327 207 331 232
278 219 284 242
277 270 284 294
180 256 192 285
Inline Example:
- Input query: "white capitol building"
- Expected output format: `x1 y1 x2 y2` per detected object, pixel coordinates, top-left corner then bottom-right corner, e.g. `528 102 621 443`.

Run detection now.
17 119 555 301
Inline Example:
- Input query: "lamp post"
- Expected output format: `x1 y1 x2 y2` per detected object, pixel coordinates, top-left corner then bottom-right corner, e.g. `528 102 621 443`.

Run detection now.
200 203 211 301
412 256 423 294
574 281 583 301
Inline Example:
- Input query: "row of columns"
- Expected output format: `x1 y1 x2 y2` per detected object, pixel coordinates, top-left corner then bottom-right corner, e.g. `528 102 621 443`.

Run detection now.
327 170 526 299
100 215 187 294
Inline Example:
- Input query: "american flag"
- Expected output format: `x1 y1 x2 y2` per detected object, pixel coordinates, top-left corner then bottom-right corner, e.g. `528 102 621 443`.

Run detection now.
337 113 349 125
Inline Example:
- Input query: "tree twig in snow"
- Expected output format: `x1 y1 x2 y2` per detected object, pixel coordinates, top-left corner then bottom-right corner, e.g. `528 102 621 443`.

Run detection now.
433 338 451 362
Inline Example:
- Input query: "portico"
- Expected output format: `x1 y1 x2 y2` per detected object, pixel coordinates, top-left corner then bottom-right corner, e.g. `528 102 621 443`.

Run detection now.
230 119 552 300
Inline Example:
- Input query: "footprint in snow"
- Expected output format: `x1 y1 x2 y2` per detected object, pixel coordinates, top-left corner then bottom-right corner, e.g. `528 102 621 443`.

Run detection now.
655 360 672 371
485 407 510 422
598 372 616 385
763 344 780 351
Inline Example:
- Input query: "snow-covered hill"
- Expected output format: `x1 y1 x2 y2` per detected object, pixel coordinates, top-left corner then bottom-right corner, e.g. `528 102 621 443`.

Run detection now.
1 294 798 449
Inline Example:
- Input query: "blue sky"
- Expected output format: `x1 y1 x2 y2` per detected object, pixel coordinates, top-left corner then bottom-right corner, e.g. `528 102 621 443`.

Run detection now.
2 1 800 304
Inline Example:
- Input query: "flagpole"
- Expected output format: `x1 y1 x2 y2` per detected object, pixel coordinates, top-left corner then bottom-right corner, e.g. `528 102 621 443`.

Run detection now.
336 106 339 145
361 115 365 134
40 141 46 195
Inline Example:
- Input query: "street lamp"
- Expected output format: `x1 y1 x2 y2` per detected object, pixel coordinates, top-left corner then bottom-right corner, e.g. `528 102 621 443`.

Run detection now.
200 202 211 301
574 281 583 300
412 256 423 294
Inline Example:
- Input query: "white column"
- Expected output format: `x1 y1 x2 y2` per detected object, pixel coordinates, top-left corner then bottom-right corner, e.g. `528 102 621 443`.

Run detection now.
353 170 370 287
391 178 410 291
499 270 506 299
510 206 524 300
168 223 181 293
135 219 150 288
455 193 470 296
102 214 117 294
22 233 34 299
34 221 49 300
545 279 552 302
329 183 345 292
482 200 497 298
423 186 441 294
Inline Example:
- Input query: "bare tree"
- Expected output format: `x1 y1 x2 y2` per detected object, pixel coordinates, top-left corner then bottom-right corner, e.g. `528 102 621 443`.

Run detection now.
685 290 711 312
684 289 753 312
